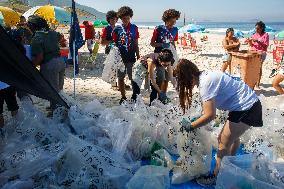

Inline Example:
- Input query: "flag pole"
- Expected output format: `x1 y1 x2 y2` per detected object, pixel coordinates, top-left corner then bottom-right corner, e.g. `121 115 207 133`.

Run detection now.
72 0 76 99
73 41 76 99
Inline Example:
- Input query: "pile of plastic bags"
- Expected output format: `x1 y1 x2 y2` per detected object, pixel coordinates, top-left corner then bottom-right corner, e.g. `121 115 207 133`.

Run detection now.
0 93 284 188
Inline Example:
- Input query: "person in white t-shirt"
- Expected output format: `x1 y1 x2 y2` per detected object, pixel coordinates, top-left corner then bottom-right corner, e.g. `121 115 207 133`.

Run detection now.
175 59 263 186
0 82 19 128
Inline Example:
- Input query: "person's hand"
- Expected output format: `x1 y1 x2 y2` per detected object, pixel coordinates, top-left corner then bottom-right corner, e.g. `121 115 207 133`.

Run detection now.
179 118 195 132
159 92 167 102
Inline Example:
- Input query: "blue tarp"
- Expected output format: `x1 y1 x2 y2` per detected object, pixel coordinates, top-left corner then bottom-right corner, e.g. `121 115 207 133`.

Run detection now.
179 24 206 33
142 145 247 189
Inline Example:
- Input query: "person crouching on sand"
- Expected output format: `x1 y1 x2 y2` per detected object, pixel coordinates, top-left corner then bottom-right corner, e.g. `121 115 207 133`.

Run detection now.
132 49 176 104
175 59 263 186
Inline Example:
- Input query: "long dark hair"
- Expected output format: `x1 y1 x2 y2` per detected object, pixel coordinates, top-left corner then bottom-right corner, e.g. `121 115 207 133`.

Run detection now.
176 59 201 113
226 28 234 37
255 21 266 34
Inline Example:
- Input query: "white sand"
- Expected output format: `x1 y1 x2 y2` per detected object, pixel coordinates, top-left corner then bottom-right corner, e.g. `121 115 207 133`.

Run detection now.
2 29 278 119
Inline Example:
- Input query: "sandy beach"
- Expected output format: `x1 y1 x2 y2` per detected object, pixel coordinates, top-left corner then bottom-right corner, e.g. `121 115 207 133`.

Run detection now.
58 28 277 107
2 28 278 119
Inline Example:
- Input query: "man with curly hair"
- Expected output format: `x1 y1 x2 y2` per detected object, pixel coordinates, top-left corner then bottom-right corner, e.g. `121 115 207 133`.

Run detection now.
150 9 180 103
112 6 140 104
150 9 180 53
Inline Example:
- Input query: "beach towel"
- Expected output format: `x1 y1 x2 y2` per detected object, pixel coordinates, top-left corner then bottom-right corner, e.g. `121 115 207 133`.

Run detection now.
102 47 125 84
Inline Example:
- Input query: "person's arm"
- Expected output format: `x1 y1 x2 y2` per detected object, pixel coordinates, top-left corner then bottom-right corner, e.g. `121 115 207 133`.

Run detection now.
150 29 163 48
136 39 140 60
223 39 238 50
167 65 176 87
254 34 269 49
148 60 161 93
135 27 140 59
100 28 111 46
191 99 216 129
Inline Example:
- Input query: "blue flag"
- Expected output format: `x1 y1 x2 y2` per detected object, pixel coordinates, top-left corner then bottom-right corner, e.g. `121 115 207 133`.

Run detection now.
69 0 84 75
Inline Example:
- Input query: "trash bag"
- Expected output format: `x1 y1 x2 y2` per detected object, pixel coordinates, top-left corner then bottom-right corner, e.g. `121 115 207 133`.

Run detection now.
150 149 174 169
216 153 284 189
132 60 148 89
1 179 34 189
57 135 136 189
0 100 67 181
241 95 284 158
126 165 170 189
102 46 125 84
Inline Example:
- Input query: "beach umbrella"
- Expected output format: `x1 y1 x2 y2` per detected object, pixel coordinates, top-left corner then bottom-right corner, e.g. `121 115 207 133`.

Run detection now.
276 30 284 38
93 20 108 28
179 24 205 33
234 30 244 38
23 5 70 25
0 6 20 27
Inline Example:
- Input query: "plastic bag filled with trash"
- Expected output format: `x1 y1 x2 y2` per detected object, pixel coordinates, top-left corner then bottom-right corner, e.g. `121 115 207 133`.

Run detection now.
102 46 125 84
126 165 170 189
216 153 284 189
241 95 284 159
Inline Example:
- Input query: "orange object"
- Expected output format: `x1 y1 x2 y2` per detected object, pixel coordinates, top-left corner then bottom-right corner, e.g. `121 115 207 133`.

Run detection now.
190 39 197 49
273 46 284 65
181 37 187 47
230 50 262 89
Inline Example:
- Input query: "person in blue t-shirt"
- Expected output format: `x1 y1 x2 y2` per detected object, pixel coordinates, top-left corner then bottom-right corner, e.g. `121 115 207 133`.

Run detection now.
175 59 263 186
112 6 140 104
150 9 180 53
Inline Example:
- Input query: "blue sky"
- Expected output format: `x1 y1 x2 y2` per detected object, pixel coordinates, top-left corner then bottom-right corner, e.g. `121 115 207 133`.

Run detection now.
77 0 284 22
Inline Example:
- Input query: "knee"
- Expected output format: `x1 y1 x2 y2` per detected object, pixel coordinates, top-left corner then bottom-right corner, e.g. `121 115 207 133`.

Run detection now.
272 79 280 88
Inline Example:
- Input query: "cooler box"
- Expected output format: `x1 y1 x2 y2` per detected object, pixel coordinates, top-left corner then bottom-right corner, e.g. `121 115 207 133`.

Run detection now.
230 50 262 89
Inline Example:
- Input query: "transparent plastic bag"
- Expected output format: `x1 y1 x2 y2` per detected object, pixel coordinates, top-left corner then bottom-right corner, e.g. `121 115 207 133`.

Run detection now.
216 154 284 189
126 165 170 189
1 179 34 189
151 149 174 169
57 135 136 189
102 47 125 84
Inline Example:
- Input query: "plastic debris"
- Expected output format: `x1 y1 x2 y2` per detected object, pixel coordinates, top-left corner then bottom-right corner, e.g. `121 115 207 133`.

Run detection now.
126 165 170 189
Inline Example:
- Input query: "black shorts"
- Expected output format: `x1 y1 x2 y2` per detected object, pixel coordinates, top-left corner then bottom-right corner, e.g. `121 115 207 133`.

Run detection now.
228 100 263 127
0 87 19 114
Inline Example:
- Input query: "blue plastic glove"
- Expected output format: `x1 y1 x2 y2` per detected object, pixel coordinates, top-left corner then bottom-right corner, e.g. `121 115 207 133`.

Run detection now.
162 43 170 49
159 92 167 102
179 118 195 132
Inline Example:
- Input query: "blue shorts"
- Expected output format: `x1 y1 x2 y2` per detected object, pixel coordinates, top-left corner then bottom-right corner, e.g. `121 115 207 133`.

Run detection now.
222 53 232 62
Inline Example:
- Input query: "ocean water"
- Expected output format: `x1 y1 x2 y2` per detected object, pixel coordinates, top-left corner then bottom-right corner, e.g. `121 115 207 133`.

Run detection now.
135 21 284 34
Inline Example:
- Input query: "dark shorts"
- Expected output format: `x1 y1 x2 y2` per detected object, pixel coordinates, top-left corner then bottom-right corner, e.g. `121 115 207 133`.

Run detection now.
156 66 169 86
118 62 134 80
228 100 263 127
0 87 19 114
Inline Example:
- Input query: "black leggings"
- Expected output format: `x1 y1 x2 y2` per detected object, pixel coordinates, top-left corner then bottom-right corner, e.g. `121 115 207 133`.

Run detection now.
150 83 159 104
132 81 160 105
131 81 140 100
